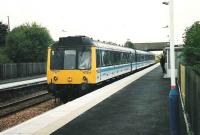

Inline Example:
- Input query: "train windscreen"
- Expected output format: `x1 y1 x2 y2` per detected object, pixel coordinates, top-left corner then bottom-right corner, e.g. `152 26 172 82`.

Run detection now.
78 48 91 69
50 48 91 70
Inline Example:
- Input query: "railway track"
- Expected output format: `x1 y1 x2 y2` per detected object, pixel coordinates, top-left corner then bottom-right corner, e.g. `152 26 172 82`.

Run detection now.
0 90 53 118
0 65 153 118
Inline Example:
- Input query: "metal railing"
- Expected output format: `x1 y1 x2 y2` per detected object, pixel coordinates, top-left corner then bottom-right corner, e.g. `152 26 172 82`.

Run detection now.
0 63 46 80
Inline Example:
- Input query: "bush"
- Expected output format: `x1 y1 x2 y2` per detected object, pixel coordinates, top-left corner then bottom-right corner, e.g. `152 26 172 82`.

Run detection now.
0 48 12 63
124 41 135 49
5 22 53 63
183 21 200 66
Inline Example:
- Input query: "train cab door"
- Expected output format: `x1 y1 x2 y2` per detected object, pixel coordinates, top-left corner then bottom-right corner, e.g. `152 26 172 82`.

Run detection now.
96 49 101 82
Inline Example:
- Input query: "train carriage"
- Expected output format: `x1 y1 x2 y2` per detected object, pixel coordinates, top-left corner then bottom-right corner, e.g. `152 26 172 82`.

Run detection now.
47 36 155 101
95 42 135 83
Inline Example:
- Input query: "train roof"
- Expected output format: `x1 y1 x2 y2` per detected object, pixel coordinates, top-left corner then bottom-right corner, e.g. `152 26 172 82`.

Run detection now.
52 36 154 55
94 41 134 52
58 36 94 46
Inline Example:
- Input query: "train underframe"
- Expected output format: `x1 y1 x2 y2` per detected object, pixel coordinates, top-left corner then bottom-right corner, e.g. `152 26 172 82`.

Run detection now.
48 83 94 102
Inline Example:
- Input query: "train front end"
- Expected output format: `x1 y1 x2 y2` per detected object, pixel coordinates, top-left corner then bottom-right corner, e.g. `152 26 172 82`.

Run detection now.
47 36 97 101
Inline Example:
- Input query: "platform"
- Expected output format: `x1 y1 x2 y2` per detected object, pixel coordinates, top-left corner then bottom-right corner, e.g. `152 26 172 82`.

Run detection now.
1 64 175 135
0 76 46 91
0 75 45 85
52 65 170 135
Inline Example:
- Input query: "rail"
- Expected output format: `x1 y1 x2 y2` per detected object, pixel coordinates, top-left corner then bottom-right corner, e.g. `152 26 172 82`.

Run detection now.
0 91 52 117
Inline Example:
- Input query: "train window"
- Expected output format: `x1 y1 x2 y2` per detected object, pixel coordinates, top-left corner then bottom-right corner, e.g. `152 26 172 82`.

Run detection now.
137 54 141 62
102 51 108 66
64 50 77 69
78 48 91 69
128 53 131 63
126 54 128 63
124 53 129 63
105 51 111 66
121 53 124 64
120 53 123 64
111 51 115 65
116 51 121 65
123 53 127 63
114 51 120 65
51 49 64 70
130 54 132 62
96 49 101 68
141 54 144 61
132 53 135 62
110 51 116 65
122 53 126 64
101 50 106 66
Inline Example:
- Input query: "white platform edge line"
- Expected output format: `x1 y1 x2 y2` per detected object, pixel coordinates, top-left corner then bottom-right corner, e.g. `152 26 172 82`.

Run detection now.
1 63 159 135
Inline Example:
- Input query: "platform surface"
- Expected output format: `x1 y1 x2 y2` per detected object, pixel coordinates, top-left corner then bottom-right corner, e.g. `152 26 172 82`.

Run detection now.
0 76 46 90
0 75 45 85
52 66 170 135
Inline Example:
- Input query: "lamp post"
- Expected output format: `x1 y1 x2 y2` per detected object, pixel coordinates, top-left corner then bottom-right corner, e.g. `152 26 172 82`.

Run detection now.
7 16 10 31
163 0 179 135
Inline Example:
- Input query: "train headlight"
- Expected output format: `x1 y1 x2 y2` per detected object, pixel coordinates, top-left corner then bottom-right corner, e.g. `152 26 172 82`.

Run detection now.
53 76 58 81
67 77 72 82
83 76 88 82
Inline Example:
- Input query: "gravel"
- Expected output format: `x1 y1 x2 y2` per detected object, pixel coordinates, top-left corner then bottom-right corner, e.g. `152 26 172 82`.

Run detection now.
0 99 61 132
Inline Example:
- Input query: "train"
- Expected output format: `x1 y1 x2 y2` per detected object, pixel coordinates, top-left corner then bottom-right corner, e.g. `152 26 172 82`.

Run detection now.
47 36 155 101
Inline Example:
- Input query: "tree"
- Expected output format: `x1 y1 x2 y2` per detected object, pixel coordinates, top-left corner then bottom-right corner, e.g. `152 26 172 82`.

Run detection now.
183 21 200 66
124 41 135 49
0 49 12 63
5 22 53 63
0 22 8 47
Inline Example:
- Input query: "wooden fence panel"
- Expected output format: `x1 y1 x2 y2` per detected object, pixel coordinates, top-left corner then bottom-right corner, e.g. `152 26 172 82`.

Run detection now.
0 63 46 80
180 66 200 135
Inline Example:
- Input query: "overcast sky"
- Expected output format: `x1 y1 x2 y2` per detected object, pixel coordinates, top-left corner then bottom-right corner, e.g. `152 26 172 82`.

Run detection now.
0 0 200 44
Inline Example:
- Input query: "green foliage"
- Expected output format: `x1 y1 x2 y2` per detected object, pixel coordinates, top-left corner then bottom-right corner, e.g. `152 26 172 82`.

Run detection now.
0 22 8 47
190 64 200 74
5 22 53 63
124 41 135 49
0 48 12 63
183 21 200 66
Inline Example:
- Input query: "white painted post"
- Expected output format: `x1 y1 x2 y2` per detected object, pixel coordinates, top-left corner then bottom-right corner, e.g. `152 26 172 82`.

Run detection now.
168 0 180 134
169 0 176 89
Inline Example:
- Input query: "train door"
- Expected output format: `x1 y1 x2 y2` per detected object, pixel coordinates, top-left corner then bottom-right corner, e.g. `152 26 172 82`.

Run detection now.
96 49 101 82
130 53 133 71
133 50 136 71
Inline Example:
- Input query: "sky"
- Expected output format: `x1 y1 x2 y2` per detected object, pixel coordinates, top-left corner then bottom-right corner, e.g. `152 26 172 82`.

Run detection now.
0 0 200 45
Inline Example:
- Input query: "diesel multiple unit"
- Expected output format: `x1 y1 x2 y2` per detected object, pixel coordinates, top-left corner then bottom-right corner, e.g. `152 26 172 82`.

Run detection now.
47 36 155 101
